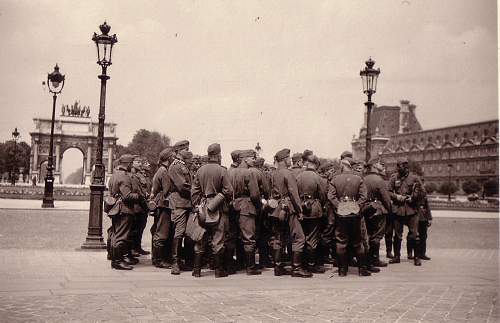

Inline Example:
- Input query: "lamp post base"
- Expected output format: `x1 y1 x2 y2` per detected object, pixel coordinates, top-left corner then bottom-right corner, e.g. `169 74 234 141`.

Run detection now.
42 178 55 208
81 183 106 250
41 198 54 208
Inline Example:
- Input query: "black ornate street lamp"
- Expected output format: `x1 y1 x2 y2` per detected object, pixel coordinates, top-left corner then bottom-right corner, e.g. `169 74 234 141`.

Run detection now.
11 128 20 186
42 65 65 208
360 57 380 163
82 22 117 249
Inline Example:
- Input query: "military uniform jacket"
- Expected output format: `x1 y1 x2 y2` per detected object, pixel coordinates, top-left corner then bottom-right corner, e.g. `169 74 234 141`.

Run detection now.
130 169 148 213
388 172 423 217
327 170 367 215
168 158 192 209
363 172 392 216
297 169 326 218
271 165 302 214
249 167 270 199
231 166 261 216
151 163 171 209
191 162 233 207
290 166 304 179
109 165 137 215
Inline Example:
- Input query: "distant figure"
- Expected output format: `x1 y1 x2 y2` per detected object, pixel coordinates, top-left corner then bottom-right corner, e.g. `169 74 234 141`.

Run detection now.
86 106 90 117
62 105 66 116
32 175 37 186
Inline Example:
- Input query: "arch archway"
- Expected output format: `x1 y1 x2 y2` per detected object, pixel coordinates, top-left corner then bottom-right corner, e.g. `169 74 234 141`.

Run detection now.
61 147 85 185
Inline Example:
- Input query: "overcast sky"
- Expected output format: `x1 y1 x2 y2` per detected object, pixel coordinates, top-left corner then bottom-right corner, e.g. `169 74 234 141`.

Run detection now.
0 0 497 166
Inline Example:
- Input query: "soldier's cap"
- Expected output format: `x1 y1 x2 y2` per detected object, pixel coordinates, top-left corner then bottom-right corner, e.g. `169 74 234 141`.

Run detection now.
351 159 364 166
230 150 242 162
397 157 409 165
192 154 201 161
158 147 174 162
318 160 334 172
302 149 313 161
173 140 190 151
118 154 135 163
341 157 354 167
179 150 193 160
255 157 265 166
292 152 303 162
340 150 353 159
207 143 221 156
239 149 256 159
367 158 382 166
274 148 291 161
309 155 320 167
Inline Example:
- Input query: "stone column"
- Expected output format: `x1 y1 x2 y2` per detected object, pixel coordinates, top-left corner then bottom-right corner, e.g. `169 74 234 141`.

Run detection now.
87 145 92 172
107 146 113 171
55 144 61 172
33 142 38 171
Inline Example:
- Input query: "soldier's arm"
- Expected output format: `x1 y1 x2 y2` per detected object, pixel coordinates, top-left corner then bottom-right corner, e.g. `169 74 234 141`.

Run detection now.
221 168 234 202
191 171 202 206
318 176 327 205
285 172 302 214
260 172 270 199
120 176 140 203
248 171 261 207
327 179 339 210
357 178 367 205
169 164 191 198
379 180 393 214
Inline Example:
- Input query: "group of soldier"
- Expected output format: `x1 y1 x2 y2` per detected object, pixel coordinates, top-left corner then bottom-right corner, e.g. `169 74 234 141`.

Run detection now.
106 140 432 278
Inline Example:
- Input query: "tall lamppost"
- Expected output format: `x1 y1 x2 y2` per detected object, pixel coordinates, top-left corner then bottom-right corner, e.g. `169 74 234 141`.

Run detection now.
82 22 117 249
360 58 380 163
42 65 65 208
11 128 20 186
447 163 452 201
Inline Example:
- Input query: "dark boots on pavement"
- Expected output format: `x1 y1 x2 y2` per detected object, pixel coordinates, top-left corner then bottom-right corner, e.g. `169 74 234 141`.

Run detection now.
291 252 313 278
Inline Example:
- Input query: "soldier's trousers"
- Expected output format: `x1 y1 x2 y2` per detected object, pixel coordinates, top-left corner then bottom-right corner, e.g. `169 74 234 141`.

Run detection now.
319 209 336 255
171 208 189 239
225 210 240 251
301 218 321 251
151 208 171 248
335 216 363 260
394 214 420 242
270 214 305 252
111 213 133 251
365 214 386 244
194 214 228 255
385 214 395 253
256 210 272 262
360 217 369 253
130 212 148 250
237 214 257 253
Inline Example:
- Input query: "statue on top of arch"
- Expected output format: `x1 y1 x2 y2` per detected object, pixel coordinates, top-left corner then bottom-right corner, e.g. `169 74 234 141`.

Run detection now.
61 101 90 118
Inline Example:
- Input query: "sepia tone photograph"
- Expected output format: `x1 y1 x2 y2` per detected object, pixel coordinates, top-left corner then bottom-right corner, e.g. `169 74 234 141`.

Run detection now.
0 0 498 322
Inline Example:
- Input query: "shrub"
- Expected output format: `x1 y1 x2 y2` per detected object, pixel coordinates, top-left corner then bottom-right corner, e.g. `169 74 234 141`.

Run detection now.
424 182 437 194
438 182 458 196
462 180 482 195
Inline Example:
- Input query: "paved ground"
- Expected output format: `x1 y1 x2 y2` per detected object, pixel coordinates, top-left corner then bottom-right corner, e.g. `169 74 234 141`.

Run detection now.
0 205 498 322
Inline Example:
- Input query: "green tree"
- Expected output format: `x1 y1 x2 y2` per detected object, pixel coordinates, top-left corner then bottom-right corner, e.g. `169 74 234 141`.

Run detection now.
424 182 437 194
483 179 499 196
125 129 171 173
461 180 482 195
438 182 458 196
0 140 30 181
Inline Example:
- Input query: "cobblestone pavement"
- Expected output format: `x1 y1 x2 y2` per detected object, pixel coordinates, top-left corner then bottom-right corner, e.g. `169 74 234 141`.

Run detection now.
0 208 498 322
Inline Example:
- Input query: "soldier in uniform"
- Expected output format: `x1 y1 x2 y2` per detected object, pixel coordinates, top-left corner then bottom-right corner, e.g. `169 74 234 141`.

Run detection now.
328 158 371 276
230 149 262 275
388 157 424 266
129 156 150 259
296 155 327 273
225 150 243 273
250 156 273 268
191 143 234 278
269 149 312 278
290 152 304 178
317 160 337 267
363 158 391 269
108 154 143 270
407 180 432 260
150 147 174 268
167 149 193 275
